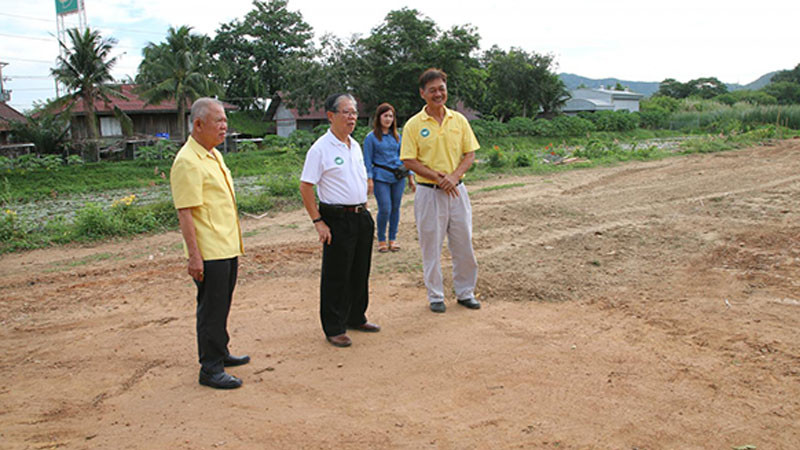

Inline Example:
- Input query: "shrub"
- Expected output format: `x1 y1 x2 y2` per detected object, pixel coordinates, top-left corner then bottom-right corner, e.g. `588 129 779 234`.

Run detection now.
0 209 22 242
513 152 532 167
261 174 301 198
74 202 124 238
551 115 596 136
470 119 509 139
638 109 670 129
237 141 258 153
487 146 505 168
507 117 538 136
136 140 178 161
288 130 315 149
263 134 290 149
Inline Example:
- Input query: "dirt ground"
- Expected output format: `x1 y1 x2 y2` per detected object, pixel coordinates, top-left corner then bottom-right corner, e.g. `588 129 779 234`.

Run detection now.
2 141 799 449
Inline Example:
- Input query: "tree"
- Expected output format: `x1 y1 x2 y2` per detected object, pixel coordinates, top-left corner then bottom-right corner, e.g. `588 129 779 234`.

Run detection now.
480 46 566 120
656 78 692 99
771 62 800 84
282 34 361 115
209 0 312 109
762 81 800 105
689 77 727 99
10 113 70 155
136 26 222 142
51 27 124 161
341 8 481 120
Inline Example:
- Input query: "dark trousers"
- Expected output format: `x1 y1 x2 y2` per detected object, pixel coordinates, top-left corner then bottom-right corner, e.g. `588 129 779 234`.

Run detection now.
319 205 374 337
194 257 238 374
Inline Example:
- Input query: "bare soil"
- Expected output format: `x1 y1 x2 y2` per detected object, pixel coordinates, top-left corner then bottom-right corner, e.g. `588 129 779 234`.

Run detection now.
2 141 799 449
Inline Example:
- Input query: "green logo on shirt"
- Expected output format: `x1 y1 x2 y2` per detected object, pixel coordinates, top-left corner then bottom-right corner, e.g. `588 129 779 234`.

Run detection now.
334 156 344 165
420 128 430 137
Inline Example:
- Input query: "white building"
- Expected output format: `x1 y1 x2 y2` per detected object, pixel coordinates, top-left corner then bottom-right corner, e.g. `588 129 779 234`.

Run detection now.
562 87 644 115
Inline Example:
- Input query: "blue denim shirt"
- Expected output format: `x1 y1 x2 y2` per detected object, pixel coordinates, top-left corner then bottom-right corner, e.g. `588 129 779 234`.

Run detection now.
363 131 404 184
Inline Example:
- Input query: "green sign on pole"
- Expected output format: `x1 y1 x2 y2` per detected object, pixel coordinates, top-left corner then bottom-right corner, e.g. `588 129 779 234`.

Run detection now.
55 0 79 15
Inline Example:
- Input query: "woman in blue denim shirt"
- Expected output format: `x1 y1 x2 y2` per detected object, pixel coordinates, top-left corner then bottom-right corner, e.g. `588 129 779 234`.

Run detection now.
363 103 415 252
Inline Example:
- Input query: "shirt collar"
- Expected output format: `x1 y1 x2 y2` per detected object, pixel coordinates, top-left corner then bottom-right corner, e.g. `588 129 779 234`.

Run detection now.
325 129 355 149
420 105 453 122
187 136 218 160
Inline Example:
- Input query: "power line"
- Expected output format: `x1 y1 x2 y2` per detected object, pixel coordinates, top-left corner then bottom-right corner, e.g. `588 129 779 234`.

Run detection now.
0 32 53 42
3 56 55 64
0 12 167 37
0 12 52 23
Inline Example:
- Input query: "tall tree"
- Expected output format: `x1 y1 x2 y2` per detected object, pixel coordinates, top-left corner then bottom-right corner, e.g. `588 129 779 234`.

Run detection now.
481 46 566 120
51 27 124 161
136 26 222 142
689 77 728 99
352 8 482 119
209 0 312 109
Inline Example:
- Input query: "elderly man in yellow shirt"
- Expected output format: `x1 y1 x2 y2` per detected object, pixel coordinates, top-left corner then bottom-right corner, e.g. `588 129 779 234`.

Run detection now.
401 68 480 314
171 98 249 389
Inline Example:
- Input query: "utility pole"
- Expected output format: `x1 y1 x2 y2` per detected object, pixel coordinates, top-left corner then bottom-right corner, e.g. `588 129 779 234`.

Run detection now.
55 0 88 97
0 61 9 103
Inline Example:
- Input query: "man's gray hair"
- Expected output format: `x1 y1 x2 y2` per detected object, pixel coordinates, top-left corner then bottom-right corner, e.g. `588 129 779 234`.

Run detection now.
324 93 357 113
190 97 224 123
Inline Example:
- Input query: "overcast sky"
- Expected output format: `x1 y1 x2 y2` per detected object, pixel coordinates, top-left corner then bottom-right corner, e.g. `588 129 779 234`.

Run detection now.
1 0 797 112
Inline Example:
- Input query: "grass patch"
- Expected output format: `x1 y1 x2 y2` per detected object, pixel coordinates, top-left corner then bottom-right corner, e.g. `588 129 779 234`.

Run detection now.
475 182 525 193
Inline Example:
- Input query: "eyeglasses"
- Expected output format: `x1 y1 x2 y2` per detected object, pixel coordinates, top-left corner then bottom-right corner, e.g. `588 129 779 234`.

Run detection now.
337 109 358 117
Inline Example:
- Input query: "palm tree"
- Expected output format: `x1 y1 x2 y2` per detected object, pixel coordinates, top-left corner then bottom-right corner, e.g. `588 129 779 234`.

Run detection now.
51 27 124 161
136 26 222 142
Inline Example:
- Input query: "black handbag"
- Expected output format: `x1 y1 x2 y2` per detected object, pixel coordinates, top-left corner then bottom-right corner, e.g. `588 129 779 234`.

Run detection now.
373 163 409 180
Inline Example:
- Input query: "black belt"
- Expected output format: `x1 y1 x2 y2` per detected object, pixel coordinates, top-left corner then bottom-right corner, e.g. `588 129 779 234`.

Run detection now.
417 180 462 189
319 202 368 213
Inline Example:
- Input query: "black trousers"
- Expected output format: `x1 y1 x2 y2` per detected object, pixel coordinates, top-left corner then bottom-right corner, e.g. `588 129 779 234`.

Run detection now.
194 257 238 374
319 205 374 337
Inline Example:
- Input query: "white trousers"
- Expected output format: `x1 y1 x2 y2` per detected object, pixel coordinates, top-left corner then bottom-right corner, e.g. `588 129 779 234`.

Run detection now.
414 183 478 303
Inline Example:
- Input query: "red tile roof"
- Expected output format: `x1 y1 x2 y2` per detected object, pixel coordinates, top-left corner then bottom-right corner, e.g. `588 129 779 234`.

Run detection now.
0 102 26 131
64 84 237 115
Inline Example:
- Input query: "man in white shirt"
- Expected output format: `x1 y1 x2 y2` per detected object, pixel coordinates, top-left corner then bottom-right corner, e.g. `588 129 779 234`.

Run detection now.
299 93 381 348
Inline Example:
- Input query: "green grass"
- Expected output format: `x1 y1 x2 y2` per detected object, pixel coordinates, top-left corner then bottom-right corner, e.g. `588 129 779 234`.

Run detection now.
475 183 526 193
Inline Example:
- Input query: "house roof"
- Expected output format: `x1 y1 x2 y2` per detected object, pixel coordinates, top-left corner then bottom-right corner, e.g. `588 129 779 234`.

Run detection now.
572 87 644 100
562 98 614 112
60 84 237 115
0 102 26 131
266 93 367 122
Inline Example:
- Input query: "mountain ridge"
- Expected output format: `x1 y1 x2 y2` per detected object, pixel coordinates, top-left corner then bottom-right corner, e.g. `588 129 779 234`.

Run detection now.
559 72 778 97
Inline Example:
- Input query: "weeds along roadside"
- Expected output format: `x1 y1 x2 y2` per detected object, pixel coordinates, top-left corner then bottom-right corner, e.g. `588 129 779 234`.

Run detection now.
1 125 797 254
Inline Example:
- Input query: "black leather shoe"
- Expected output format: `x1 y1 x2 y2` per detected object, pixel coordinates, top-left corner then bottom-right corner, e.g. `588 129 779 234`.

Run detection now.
430 302 446 313
199 370 242 389
348 322 381 332
326 333 352 347
223 354 250 367
457 297 481 309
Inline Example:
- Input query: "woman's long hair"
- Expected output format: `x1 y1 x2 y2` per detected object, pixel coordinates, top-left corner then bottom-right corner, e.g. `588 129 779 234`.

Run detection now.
372 103 399 142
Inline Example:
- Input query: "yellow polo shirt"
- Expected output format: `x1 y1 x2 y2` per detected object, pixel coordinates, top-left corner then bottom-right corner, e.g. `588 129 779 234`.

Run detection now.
400 106 480 184
170 136 244 260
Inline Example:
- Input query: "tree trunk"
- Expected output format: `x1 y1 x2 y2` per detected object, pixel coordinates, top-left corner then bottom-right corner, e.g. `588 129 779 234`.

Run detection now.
84 92 100 162
177 98 187 143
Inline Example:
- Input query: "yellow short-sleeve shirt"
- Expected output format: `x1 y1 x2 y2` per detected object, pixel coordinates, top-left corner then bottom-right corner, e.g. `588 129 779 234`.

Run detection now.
400 106 480 184
170 136 244 260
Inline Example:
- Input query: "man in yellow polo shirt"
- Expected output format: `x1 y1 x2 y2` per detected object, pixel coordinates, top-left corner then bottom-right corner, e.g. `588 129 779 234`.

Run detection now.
401 68 481 313
171 98 248 389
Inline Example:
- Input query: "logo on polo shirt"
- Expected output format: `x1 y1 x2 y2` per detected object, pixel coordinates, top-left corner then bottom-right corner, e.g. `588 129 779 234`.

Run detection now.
420 128 430 138
334 156 344 165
